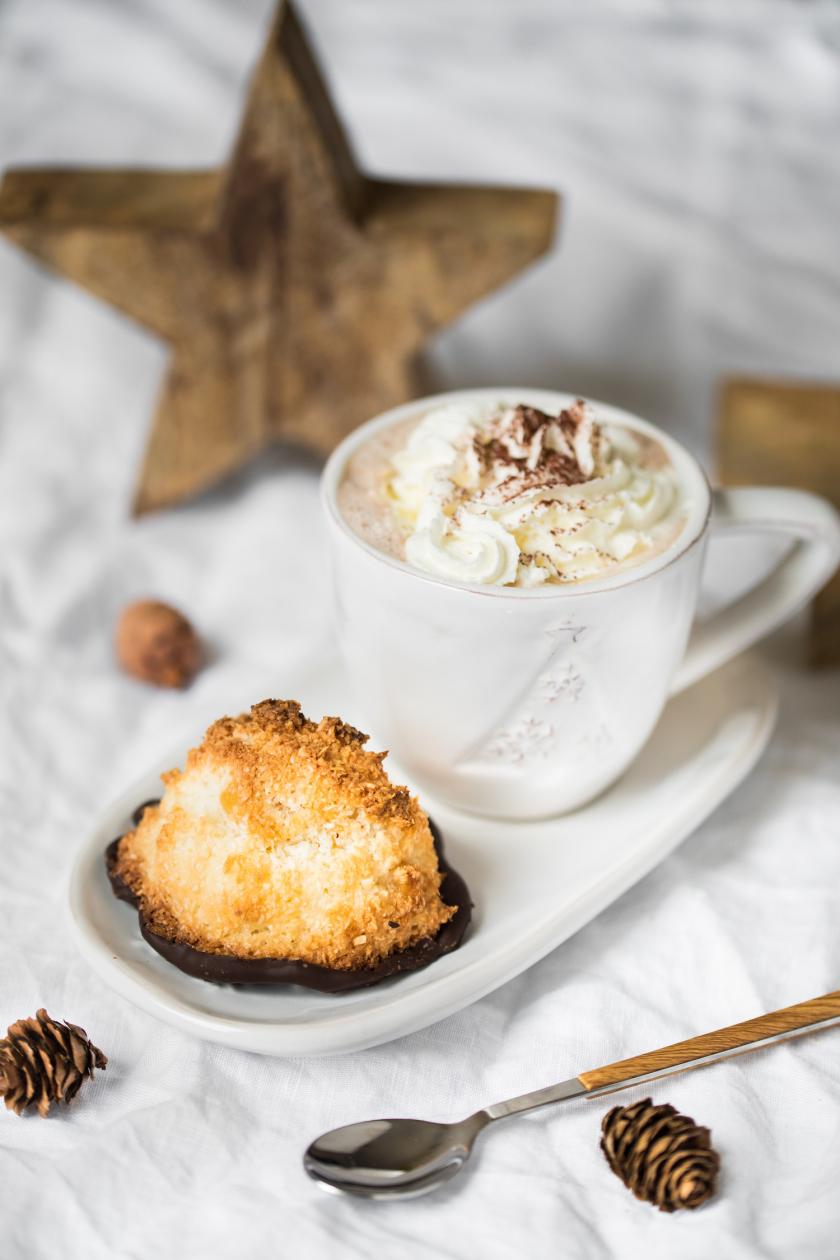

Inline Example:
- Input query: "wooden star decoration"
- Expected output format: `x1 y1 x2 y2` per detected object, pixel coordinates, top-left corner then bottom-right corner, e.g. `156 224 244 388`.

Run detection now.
0 2 558 513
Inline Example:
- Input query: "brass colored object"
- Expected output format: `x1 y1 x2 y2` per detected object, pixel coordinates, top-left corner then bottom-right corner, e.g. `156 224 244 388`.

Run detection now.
720 377 840 666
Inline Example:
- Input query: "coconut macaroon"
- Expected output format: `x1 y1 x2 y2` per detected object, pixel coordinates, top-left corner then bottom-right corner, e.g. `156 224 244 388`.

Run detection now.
110 700 457 972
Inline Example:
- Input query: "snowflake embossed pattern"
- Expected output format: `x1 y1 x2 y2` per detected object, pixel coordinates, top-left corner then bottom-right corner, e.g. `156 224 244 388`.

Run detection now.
485 717 557 763
540 664 584 704
481 620 596 765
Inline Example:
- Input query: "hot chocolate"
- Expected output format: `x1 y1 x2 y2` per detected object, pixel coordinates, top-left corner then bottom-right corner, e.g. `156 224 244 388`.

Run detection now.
337 398 688 587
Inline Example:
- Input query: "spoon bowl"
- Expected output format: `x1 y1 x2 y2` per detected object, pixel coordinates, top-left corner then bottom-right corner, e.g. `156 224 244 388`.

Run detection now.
304 1115 487 1198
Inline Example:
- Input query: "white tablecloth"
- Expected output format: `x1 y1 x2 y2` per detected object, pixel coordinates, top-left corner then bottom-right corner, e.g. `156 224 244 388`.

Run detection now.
2 2 839 1257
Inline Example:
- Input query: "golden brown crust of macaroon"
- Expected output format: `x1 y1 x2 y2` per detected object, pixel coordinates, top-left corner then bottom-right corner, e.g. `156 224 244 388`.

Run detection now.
112 700 455 970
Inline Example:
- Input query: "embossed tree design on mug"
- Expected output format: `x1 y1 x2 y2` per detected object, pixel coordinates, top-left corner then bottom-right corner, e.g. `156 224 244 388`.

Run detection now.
322 389 840 819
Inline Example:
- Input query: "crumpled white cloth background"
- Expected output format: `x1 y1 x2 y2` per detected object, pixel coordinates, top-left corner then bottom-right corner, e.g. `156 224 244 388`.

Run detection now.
1 2 840 1257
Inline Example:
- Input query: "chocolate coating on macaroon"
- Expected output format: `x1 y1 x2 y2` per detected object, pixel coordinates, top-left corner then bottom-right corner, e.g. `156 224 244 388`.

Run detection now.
106 813 471 993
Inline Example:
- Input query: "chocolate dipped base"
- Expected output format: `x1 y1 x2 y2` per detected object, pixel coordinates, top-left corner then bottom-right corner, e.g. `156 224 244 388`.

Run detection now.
105 802 472 993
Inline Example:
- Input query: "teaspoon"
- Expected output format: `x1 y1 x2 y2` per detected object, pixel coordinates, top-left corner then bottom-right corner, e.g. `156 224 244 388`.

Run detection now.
304 988 840 1199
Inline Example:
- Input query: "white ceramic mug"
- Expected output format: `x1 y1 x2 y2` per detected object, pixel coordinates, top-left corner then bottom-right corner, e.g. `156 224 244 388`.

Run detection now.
322 389 840 820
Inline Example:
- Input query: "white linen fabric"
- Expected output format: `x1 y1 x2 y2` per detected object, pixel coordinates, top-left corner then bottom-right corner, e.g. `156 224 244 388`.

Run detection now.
1 2 839 1257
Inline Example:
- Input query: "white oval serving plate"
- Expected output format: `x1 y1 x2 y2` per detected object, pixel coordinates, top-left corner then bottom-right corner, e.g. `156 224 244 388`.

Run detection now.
68 652 776 1057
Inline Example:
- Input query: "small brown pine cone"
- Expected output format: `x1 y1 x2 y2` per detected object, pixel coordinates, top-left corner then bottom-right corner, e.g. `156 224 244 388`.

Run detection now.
116 599 202 689
600 1098 720 1212
0 1009 107 1117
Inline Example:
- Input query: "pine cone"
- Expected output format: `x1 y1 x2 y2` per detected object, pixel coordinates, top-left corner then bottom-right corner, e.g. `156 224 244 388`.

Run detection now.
116 599 202 689
0 1009 107 1117
600 1098 719 1212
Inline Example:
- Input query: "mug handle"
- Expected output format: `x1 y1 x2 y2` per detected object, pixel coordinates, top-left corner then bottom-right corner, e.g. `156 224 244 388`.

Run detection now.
671 486 840 694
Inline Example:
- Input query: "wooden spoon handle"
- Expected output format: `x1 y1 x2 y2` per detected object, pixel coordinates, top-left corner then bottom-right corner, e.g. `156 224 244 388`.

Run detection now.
578 990 840 1093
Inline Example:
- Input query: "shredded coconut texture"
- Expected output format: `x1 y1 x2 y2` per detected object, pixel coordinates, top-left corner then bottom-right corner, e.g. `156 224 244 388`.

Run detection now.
112 700 455 970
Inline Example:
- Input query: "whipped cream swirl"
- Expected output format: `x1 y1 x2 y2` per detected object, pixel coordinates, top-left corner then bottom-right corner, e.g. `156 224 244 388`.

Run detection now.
386 399 682 587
